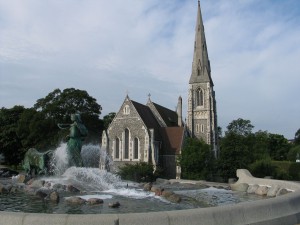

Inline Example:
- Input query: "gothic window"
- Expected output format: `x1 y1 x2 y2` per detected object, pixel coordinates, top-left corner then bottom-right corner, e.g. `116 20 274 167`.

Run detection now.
134 137 139 159
123 105 130 115
197 67 200 76
196 88 204 106
124 129 129 159
201 124 204 133
196 124 200 133
115 138 120 159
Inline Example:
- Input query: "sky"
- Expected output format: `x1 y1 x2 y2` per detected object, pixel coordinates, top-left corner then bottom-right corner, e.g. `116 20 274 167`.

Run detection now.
0 0 299 139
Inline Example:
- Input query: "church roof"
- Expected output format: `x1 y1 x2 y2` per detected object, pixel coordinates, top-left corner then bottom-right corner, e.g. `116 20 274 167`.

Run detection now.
131 100 162 139
160 127 185 155
151 102 178 127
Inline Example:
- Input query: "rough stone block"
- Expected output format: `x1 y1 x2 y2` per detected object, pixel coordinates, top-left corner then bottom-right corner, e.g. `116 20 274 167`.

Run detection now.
255 185 269 195
247 184 259 194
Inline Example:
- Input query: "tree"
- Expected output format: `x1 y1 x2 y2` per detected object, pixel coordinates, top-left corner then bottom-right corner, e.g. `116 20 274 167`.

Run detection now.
218 132 252 180
103 112 116 130
294 129 300 145
0 106 25 166
179 138 215 180
33 88 103 143
268 133 291 161
226 118 254 136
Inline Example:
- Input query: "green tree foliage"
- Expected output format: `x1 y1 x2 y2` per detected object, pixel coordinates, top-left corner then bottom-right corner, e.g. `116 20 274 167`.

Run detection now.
179 138 215 180
218 132 252 180
287 145 300 162
226 118 254 136
0 88 103 166
268 134 291 161
294 129 300 145
103 112 116 130
0 106 25 165
33 88 103 143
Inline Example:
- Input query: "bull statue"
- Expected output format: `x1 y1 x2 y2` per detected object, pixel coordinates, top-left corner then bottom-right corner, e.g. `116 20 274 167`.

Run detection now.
23 148 53 176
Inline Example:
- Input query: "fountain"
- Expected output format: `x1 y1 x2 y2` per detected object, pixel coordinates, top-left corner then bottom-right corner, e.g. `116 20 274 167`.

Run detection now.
1 113 300 224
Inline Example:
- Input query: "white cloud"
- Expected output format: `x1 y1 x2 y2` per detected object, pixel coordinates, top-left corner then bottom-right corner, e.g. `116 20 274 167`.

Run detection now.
0 0 299 138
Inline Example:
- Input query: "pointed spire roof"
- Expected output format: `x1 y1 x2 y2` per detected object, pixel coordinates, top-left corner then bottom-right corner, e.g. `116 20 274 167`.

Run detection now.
189 0 213 85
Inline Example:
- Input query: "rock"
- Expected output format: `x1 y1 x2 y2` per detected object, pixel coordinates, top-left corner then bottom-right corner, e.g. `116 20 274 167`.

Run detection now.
35 189 48 199
230 183 249 192
267 185 280 197
108 201 120 208
0 183 10 194
150 186 163 194
162 190 174 198
155 178 170 185
17 174 26 183
65 196 86 204
247 184 259 194
87 198 103 205
276 188 291 196
52 183 64 190
255 186 269 195
166 194 181 203
143 182 152 191
30 180 45 188
49 191 60 203
66 185 80 193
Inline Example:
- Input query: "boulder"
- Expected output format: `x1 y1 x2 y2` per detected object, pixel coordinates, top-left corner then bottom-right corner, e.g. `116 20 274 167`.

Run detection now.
230 183 249 192
0 183 10 194
35 188 49 199
276 188 291 196
162 190 174 198
30 179 45 188
65 196 86 204
155 178 170 185
87 198 103 205
143 182 152 191
49 191 60 203
166 194 181 203
66 185 80 193
247 184 259 194
255 186 269 195
108 201 120 208
267 185 280 197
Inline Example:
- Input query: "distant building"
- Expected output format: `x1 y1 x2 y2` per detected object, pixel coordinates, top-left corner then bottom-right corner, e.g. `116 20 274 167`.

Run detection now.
101 0 218 178
102 95 184 178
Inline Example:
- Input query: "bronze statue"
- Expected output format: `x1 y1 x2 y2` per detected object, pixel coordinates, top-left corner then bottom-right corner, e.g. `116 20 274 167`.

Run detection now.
23 148 52 176
58 113 88 167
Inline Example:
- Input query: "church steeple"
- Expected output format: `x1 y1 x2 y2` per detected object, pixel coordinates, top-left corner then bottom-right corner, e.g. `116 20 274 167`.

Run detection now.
187 0 218 157
189 0 212 85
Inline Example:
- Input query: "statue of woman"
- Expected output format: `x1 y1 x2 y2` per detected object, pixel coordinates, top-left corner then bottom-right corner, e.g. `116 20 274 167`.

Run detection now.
58 113 88 167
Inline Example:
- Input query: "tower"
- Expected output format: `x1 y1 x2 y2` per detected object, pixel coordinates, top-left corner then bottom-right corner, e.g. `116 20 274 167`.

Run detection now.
187 0 218 156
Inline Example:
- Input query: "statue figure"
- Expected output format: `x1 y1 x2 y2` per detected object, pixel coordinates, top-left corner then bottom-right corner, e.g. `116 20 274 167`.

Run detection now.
58 113 88 167
23 148 53 176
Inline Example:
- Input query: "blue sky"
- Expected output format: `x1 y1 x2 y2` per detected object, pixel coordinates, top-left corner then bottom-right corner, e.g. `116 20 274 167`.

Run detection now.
0 0 299 139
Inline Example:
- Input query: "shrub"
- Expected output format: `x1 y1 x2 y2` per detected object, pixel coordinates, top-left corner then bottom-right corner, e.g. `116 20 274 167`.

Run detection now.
249 158 276 178
118 162 161 182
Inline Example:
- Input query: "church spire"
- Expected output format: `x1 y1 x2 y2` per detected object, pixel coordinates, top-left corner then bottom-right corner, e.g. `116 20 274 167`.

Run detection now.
189 0 212 85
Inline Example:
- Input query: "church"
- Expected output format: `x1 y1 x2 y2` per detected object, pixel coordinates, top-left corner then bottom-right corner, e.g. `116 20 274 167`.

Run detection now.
101 1 218 178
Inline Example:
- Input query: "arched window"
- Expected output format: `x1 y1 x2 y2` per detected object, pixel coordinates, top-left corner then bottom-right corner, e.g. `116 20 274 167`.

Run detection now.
123 105 130 115
115 138 120 159
124 129 129 159
134 138 139 159
196 89 204 106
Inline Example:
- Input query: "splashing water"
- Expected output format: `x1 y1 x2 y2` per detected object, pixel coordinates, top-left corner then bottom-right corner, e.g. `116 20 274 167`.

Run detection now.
61 167 121 191
50 143 69 175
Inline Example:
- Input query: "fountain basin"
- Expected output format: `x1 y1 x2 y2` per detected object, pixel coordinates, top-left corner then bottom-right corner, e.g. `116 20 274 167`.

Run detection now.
1 169 300 225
